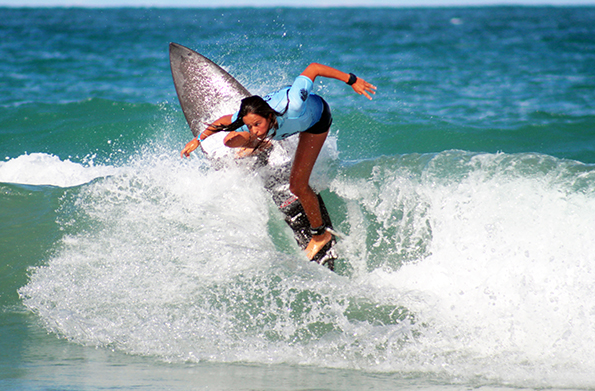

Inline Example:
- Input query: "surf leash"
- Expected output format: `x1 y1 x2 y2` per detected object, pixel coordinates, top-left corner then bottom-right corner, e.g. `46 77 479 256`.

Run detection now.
325 227 344 239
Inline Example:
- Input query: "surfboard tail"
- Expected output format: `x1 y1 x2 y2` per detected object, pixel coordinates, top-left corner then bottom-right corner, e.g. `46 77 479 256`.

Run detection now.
279 194 337 271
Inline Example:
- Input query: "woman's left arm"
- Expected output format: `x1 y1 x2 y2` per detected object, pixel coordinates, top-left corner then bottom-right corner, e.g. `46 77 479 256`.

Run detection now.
300 63 377 100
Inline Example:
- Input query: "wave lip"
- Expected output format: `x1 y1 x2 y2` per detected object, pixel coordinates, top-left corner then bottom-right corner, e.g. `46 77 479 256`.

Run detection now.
0 153 119 188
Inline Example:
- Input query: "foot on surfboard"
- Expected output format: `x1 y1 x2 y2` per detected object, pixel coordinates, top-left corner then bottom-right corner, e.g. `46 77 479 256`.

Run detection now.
310 234 337 271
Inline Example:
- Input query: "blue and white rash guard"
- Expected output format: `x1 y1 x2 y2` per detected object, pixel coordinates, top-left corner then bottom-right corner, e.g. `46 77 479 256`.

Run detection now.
231 75 325 140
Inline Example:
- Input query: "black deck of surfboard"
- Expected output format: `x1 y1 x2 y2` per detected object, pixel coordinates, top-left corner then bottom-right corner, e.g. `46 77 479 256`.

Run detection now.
262 161 337 269
169 42 337 270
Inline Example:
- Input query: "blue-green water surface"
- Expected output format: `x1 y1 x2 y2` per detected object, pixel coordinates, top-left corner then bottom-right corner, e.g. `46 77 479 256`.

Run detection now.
2 6 595 390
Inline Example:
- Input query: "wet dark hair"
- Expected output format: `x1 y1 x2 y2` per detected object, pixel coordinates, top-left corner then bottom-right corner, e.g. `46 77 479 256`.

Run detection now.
211 95 284 137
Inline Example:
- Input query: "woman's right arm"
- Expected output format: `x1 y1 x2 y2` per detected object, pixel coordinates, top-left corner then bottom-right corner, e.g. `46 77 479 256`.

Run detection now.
180 114 233 158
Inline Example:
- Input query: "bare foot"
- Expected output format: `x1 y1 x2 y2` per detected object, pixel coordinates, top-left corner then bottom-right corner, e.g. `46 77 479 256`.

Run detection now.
305 231 332 260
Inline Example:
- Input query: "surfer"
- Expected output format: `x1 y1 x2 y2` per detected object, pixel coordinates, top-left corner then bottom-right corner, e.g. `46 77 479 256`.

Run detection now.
181 63 376 260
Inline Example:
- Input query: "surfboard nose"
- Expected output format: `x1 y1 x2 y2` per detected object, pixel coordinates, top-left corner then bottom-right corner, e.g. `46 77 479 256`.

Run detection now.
169 42 250 137
169 42 193 59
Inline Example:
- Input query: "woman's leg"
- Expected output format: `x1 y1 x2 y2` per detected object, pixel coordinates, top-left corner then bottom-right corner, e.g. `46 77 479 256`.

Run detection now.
289 130 333 260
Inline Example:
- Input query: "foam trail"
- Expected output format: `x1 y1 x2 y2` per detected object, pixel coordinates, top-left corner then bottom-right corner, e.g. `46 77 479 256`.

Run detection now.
19 147 411 365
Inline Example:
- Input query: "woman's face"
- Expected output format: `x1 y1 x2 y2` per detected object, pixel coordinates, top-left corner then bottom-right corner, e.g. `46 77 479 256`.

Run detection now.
242 113 271 138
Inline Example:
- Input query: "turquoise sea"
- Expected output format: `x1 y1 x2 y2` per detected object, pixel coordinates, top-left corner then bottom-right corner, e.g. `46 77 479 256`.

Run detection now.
2 6 595 390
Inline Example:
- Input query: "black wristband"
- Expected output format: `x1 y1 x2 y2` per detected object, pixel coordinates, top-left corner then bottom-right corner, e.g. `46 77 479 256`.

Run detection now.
347 73 357 86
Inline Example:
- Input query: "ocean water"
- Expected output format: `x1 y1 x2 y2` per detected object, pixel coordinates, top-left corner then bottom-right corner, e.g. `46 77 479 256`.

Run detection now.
2 5 595 390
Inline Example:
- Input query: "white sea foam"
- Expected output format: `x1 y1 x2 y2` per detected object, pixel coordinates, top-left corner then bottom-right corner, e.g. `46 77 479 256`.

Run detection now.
18 149 595 388
331 151 595 387
0 153 119 187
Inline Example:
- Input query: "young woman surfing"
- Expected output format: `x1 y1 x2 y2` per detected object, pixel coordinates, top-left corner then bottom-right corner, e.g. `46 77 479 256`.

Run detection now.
181 62 376 260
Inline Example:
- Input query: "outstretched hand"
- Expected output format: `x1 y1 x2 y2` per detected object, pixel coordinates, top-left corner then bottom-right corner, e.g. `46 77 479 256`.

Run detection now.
352 77 377 100
181 138 199 158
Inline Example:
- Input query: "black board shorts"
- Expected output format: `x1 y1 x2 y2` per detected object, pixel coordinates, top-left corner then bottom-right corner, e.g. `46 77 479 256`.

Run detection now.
304 98 332 135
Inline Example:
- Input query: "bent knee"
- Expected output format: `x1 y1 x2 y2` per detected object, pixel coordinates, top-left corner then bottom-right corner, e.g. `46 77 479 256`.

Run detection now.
289 181 310 198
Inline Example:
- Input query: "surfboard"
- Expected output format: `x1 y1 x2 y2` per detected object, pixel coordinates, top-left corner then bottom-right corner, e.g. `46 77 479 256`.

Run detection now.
169 42 337 270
